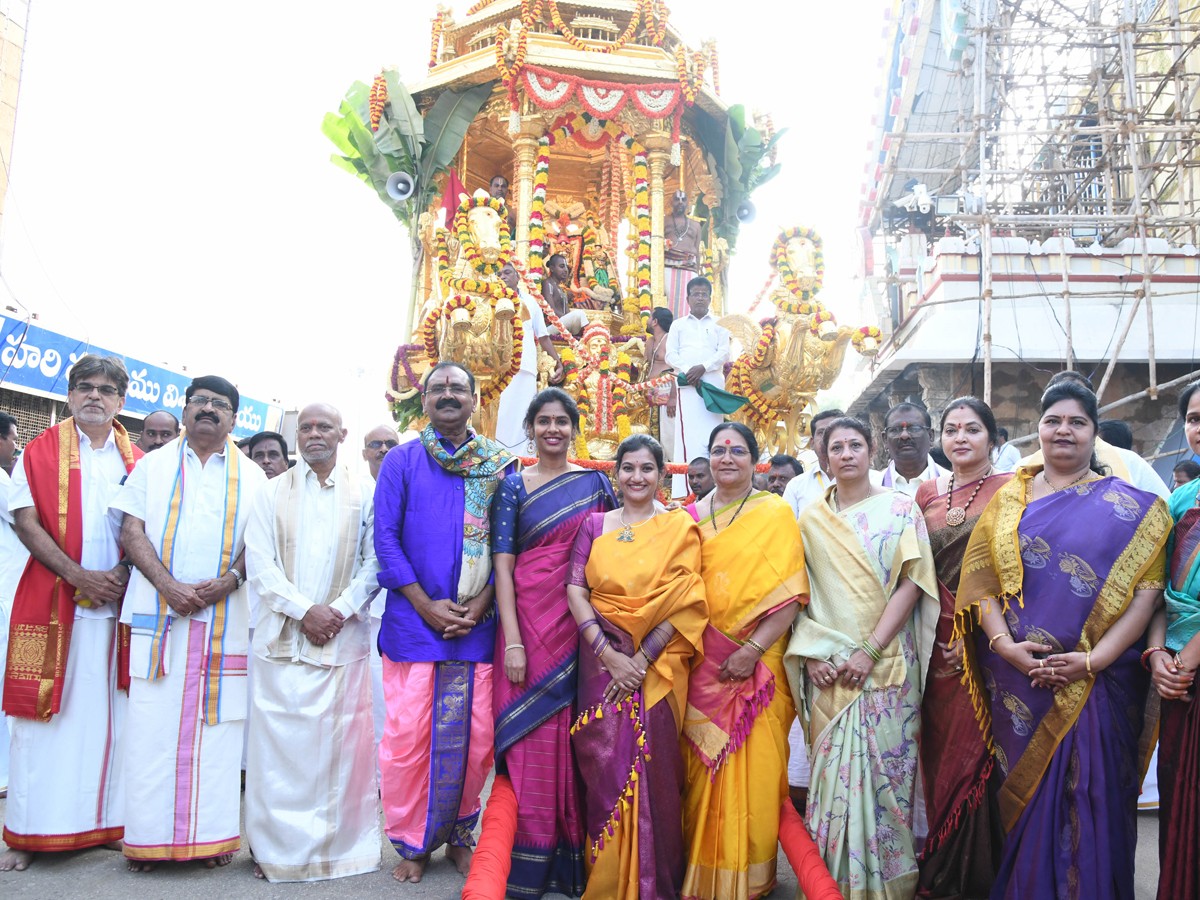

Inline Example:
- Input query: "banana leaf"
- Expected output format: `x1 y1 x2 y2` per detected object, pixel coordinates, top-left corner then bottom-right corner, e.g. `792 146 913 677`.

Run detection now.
418 80 496 185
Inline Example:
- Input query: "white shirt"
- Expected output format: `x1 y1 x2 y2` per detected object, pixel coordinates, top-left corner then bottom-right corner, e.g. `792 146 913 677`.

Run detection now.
245 458 380 666
518 288 550 376
0 468 29 609
782 468 833 520
993 442 1021 473
879 457 946 497
664 313 731 384
10 426 127 620
114 436 266 627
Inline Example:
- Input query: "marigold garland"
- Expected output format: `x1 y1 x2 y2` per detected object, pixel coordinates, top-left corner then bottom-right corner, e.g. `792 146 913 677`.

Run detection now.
467 0 498 14
547 0 646 54
369 73 387 132
771 226 826 313
430 10 446 69
807 309 836 339
852 325 883 355
454 194 514 277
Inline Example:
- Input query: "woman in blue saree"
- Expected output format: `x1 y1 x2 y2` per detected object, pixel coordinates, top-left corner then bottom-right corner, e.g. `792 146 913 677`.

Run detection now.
953 380 1169 899
492 388 616 898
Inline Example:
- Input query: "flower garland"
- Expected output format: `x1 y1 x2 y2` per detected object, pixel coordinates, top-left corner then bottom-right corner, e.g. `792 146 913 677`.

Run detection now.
369 73 387 132
454 194 514 277
648 0 669 44
478 314 524 407
771 226 826 313
807 309 836 339
420 307 442 359
547 0 645 55
430 9 446 69
468 0 498 13
852 325 883 355
614 352 633 444
726 319 781 429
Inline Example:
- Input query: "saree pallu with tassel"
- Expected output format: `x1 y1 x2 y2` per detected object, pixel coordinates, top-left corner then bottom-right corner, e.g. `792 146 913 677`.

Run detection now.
570 510 706 900
681 493 808 900
1157 478 1200 900
954 472 1169 899
914 474 1010 899
492 470 615 898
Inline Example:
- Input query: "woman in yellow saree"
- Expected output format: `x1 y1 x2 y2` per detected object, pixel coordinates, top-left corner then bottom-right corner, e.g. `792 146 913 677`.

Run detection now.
567 434 707 899
681 422 809 900
784 416 939 899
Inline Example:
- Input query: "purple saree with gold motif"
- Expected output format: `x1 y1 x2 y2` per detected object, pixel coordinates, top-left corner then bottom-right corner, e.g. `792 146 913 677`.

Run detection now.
492 469 615 898
955 473 1169 900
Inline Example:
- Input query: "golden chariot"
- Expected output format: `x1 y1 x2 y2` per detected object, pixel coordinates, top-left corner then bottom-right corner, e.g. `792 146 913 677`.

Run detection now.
324 0 879 458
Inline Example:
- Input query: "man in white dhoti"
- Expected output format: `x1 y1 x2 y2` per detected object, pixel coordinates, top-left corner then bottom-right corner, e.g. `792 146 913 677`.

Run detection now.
244 403 381 882
664 276 730 497
0 357 140 873
114 374 266 871
362 423 399 746
494 262 563 453
0 411 23 799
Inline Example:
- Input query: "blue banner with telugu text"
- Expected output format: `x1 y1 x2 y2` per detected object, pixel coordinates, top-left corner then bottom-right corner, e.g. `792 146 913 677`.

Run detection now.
0 316 283 439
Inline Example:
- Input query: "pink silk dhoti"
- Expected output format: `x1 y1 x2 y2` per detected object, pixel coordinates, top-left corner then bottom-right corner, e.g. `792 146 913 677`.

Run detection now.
380 658 494 858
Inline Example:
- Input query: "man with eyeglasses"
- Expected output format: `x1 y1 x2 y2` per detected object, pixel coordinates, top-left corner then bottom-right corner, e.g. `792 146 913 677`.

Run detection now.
361 423 400 747
1 355 141 873
113 374 267 872
373 361 516 883
880 401 945 496
243 403 381 882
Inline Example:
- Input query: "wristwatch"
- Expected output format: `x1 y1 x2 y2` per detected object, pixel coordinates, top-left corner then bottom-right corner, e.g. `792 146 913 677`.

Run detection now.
227 567 246 588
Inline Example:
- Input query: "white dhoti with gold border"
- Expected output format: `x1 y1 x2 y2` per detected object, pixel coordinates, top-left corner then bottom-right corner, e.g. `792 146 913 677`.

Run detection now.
245 655 380 882
3 618 125 850
121 618 244 861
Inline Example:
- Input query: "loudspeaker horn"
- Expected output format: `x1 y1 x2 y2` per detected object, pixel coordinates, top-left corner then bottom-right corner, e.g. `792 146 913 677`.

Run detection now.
386 171 416 202
736 201 756 223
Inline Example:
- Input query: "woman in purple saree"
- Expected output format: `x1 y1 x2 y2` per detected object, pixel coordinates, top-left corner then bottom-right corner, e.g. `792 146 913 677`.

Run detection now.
953 381 1169 899
493 389 616 898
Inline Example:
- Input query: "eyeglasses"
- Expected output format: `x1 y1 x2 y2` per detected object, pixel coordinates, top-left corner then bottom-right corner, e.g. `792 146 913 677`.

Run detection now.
72 382 120 397
709 445 750 459
186 395 234 412
367 439 399 451
425 383 472 397
884 424 931 438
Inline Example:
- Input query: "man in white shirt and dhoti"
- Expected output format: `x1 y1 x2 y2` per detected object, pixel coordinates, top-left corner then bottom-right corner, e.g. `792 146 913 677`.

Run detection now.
244 403 381 882
664 277 731 497
115 374 267 871
494 262 563 453
1 356 140 873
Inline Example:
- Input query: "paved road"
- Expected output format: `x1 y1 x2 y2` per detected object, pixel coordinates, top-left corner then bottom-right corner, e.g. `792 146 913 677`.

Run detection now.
0 790 1162 898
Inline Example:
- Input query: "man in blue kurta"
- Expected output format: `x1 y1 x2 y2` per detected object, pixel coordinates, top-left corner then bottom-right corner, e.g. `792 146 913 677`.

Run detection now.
373 361 515 885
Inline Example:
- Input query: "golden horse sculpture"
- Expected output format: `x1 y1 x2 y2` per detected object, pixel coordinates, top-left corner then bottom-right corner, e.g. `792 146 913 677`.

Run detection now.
388 190 524 431
722 311 855 457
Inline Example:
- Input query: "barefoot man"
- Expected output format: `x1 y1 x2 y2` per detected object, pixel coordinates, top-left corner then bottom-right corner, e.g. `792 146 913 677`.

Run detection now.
373 362 516 883
114 375 266 871
1 355 141 872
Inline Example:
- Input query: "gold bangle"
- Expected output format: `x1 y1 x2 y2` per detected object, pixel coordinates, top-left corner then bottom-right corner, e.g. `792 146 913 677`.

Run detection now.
745 638 767 655
988 632 1012 652
1085 650 1093 676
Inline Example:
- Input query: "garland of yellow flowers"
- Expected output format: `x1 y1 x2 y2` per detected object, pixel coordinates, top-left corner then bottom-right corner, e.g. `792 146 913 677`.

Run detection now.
560 347 592 459
530 116 652 332
467 0 499 13
369 73 387 132
614 352 633 444
493 20 529 87
726 319 780 428
429 9 446 69
547 0 646 55
807 309 836 338
771 226 826 313
418 298 524 406
520 0 544 26
454 194 514 277
852 325 883 354
478 314 524 407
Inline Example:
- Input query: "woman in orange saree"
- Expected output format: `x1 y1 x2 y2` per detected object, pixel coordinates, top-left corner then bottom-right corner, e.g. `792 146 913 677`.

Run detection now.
566 434 707 899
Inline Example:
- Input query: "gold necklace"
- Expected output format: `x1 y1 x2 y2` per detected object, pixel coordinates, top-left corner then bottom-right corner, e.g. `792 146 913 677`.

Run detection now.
945 468 992 527
617 506 657 542
1041 468 1092 493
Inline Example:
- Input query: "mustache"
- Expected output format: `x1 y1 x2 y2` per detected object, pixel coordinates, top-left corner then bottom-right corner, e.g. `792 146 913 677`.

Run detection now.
435 398 462 410
195 412 220 423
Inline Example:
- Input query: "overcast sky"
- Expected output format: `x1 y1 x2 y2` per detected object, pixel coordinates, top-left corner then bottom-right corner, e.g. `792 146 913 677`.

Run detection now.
0 0 891 441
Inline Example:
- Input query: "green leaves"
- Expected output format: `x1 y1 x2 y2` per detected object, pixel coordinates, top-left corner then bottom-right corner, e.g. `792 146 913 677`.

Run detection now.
322 72 497 232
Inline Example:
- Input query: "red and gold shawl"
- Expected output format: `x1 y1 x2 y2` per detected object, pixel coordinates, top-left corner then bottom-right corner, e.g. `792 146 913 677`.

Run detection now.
3 418 139 721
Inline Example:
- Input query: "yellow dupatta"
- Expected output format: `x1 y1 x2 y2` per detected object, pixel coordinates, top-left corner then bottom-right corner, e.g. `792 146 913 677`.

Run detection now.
785 487 938 748
952 466 1170 829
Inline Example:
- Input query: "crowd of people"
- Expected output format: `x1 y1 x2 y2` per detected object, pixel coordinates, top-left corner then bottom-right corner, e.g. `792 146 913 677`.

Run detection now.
0 348 1196 900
